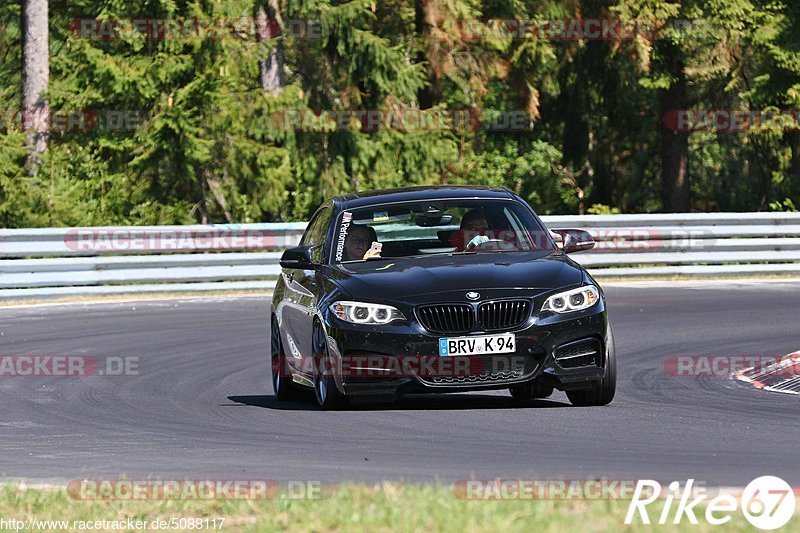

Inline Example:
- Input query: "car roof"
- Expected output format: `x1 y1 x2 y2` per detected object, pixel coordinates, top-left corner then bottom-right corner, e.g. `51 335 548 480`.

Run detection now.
332 185 514 210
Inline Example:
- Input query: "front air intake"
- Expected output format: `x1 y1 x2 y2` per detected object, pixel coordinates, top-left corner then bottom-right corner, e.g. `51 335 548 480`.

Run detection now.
555 338 602 368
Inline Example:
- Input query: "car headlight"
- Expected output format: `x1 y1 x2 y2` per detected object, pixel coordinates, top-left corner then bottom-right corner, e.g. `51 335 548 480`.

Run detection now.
330 301 405 324
540 286 600 314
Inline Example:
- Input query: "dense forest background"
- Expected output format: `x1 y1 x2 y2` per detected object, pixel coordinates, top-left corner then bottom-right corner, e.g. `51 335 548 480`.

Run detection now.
1 0 799 227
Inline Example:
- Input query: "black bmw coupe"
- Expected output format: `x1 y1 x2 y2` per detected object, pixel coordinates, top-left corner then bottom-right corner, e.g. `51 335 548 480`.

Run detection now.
271 186 615 409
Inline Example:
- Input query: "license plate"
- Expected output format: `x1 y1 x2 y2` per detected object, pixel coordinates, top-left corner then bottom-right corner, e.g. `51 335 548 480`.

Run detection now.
438 333 516 356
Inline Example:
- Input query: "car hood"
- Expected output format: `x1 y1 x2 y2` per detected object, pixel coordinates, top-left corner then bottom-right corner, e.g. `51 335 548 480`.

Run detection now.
327 251 585 302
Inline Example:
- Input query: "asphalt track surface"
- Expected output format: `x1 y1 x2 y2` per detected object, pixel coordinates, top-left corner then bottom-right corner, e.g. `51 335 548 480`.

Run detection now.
0 282 798 486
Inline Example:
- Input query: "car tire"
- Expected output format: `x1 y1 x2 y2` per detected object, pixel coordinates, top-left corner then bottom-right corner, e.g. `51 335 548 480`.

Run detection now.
509 382 553 400
271 317 296 401
312 322 344 410
566 325 617 407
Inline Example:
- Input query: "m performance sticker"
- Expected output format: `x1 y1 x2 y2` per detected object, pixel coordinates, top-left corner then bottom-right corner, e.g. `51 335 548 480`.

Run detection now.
335 211 352 261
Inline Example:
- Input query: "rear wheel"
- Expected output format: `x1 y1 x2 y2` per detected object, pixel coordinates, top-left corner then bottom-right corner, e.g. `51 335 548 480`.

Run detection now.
312 323 344 410
566 326 617 407
509 382 553 400
271 317 296 401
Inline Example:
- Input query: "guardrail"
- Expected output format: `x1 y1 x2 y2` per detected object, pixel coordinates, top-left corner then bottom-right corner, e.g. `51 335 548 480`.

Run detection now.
2 213 800 299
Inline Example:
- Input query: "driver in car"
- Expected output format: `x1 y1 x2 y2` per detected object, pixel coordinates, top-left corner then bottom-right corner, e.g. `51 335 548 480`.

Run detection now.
343 224 382 261
450 209 492 251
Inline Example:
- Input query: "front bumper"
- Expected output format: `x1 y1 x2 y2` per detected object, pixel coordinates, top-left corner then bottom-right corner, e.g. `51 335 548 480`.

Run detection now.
324 306 609 401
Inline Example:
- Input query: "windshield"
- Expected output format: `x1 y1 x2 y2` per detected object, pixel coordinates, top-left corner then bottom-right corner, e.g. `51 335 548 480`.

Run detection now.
332 199 555 263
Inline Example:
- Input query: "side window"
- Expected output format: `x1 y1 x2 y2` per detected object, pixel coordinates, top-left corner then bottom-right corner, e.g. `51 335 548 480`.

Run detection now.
301 207 331 262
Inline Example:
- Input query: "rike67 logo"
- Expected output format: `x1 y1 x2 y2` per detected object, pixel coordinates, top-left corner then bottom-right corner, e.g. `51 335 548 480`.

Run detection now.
625 476 796 530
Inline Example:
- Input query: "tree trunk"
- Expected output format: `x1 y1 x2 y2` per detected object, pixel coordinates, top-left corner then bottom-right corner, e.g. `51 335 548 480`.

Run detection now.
561 48 592 196
196 164 208 224
414 0 440 109
786 131 800 186
658 39 690 212
207 174 233 223
21 0 49 173
255 0 284 94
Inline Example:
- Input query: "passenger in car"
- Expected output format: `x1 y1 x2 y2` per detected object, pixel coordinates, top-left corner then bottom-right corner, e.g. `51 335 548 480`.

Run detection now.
343 224 381 261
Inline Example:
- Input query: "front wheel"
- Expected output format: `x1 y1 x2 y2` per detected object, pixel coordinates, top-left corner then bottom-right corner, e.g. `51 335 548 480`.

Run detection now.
566 326 617 406
312 323 344 410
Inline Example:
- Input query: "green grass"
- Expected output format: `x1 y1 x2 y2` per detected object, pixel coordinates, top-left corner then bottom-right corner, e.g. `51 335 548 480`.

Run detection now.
0 483 785 532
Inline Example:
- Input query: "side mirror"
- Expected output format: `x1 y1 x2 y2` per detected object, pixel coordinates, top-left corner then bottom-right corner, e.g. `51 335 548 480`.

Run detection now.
280 245 315 269
551 229 595 254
